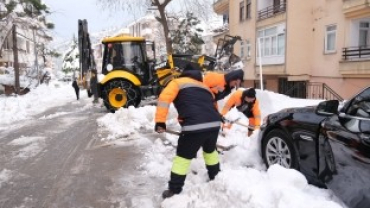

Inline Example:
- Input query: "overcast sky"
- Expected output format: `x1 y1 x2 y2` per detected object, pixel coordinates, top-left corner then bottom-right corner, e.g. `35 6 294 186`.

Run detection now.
43 0 135 42
43 0 216 44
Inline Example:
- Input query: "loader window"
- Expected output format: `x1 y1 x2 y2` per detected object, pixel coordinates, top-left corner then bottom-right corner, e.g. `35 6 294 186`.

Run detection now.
103 42 147 78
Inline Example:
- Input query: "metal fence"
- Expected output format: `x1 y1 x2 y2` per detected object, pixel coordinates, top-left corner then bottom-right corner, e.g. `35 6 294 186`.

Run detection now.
258 3 287 20
342 46 370 60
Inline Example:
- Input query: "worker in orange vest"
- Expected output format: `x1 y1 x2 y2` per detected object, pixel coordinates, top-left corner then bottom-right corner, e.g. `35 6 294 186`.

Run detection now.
155 68 222 199
221 88 261 136
203 69 244 101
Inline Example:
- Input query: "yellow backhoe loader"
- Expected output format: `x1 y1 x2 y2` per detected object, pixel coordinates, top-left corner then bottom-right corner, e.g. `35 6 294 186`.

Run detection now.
78 19 241 112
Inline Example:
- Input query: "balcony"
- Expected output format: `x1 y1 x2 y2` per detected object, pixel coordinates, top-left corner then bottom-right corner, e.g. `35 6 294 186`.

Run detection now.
340 46 370 77
213 0 229 14
258 2 287 20
343 0 370 18
343 46 370 60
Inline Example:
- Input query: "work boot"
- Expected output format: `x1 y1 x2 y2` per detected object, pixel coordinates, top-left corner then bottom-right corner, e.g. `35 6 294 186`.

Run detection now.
206 163 220 180
162 189 176 199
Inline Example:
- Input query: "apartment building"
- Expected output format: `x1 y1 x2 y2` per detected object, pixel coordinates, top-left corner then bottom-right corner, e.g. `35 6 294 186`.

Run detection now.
213 0 370 100
127 8 171 58
0 17 52 73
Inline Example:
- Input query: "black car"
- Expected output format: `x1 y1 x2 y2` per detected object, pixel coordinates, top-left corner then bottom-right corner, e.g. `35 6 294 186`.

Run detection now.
259 87 370 208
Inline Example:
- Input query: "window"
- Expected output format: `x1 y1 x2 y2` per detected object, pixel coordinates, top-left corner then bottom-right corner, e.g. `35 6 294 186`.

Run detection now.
240 41 244 57
246 40 251 58
277 34 285 55
359 22 369 47
239 1 245 22
4 37 11 50
257 26 285 57
223 14 229 24
246 0 251 19
325 24 337 53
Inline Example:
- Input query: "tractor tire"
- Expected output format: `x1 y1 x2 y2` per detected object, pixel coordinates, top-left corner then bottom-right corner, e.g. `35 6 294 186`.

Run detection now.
101 79 141 112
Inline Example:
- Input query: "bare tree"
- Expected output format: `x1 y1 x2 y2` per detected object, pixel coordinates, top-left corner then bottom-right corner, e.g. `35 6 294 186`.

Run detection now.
97 0 216 55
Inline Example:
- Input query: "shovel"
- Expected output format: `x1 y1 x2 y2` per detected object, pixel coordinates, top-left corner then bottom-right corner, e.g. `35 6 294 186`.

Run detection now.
164 129 235 151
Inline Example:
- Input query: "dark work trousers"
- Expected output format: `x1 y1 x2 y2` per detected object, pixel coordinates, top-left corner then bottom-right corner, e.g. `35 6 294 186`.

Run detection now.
169 128 221 193
72 81 80 100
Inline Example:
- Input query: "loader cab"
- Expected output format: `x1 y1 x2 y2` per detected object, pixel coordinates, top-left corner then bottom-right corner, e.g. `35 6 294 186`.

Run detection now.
101 36 155 85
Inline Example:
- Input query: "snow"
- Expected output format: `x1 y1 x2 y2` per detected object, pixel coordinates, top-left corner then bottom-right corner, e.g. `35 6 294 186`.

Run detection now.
8 136 46 159
0 82 346 207
0 81 76 127
62 40 80 71
0 169 12 188
0 2 7 13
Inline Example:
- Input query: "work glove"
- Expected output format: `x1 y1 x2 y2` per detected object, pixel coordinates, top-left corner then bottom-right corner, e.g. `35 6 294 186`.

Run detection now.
220 114 226 123
155 122 166 133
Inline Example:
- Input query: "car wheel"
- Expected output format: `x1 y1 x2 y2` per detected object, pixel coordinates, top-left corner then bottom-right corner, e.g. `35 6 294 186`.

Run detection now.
101 79 141 112
262 129 299 169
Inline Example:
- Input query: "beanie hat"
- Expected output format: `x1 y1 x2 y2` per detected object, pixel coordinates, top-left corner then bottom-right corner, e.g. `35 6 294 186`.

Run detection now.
224 69 244 83
243 88 256 98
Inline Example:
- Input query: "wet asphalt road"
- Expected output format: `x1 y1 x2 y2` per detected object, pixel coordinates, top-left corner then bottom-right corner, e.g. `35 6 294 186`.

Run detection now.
0 100 165 208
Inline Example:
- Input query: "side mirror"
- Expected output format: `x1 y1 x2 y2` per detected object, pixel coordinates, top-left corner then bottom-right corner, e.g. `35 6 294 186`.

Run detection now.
315 100 339 116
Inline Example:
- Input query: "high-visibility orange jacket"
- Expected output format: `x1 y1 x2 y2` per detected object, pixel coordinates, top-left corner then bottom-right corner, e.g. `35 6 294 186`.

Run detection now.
203 72 226 97
155 70 221 133
203 69 244 101
221 90 261 130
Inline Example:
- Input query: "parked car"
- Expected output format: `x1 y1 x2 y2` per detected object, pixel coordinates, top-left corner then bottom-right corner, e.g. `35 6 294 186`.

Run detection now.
259 87 370 208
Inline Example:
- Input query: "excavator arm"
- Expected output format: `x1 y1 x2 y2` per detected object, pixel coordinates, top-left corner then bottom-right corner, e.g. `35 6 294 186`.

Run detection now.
213 35 242 71
170 35 242 72
77 19 98 99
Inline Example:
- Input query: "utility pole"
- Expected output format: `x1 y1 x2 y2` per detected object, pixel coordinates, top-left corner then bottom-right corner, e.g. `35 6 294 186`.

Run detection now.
12 24 20 94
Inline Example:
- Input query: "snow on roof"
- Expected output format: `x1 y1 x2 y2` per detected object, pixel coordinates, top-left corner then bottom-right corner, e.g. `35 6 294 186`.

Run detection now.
126 13 156 27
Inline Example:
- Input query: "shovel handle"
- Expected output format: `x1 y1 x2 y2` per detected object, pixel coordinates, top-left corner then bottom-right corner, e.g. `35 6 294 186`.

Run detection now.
165 129 181 135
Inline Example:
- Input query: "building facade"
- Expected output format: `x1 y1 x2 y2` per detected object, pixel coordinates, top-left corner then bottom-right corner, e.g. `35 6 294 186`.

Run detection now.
214 0 370 100
0 16 52 74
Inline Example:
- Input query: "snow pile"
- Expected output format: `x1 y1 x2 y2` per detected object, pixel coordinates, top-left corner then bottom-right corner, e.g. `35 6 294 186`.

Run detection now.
0 81 345 207
0 81 76 127
161 165 342 208
96 89 344 208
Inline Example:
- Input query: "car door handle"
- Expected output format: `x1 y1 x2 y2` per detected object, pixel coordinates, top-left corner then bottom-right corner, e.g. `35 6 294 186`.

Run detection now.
300 135 314 141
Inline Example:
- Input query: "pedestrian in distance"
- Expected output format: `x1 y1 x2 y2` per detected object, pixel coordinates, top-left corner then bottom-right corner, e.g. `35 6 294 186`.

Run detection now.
155 67 222 199
203 69 244 101
72 78 80 100
221 88 261 136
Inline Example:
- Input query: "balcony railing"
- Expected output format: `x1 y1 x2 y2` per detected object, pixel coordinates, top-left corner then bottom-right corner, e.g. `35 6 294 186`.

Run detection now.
342 46 370 60
258 3 287 20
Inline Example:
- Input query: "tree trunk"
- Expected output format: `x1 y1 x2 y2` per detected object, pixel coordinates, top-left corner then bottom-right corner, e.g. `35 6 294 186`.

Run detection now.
156 3 173 54
12 25 20 94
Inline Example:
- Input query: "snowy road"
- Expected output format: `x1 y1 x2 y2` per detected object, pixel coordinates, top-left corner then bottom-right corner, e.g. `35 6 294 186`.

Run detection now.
0 101 164 208
0 84 347 208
